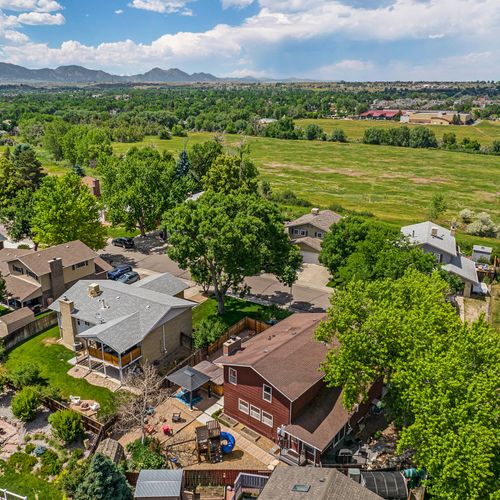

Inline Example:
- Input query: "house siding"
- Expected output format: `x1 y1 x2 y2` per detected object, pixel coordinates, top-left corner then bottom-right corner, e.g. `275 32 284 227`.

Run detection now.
223 366 290 441
288 223 325 240
140 308 192 364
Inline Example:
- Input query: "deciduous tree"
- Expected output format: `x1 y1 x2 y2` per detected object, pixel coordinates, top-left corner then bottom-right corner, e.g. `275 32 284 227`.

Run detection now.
164 191 300 314
32 172 106 249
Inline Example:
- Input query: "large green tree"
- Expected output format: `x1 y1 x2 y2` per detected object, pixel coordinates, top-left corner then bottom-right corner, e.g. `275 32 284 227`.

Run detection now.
163 191 301 314
316 270 500 499
32 172 106 249
0 188 35 242
201 154 258 195
73 454 132 500
189 138 223 184
99 147 188 236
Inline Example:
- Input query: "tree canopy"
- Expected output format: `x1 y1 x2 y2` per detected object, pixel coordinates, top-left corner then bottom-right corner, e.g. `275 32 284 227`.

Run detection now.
98 147 192 236
316 270 500 499
163 191 301 314
31 172 106 249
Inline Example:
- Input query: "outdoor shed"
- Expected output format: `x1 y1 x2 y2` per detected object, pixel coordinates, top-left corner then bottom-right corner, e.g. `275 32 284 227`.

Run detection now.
96 438 124 464
472 245 492 263
360 471 408 499
0 307 34 338
134 469 183 500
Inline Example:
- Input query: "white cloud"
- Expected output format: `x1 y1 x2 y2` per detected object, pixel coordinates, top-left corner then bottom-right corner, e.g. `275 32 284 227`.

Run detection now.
3 28 27 42
221 0 254 8
128 0 193 14
0 0 499 79
180 8 193 16
0 0 61 12
115 9 124 14
17 11 64 24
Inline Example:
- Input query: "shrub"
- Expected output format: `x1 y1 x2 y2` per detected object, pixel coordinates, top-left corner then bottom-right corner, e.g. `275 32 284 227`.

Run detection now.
49 409 84 443
330 128 347 142
270 189 312 207
193 317 227 350
459 208 474 224
17 243 31 249
158 128 171 140
466 212 499 238
126 438 166 471
11 387 40 422
8 451 37 473
40 449 62 478
8 362 45 388
25 442 35 454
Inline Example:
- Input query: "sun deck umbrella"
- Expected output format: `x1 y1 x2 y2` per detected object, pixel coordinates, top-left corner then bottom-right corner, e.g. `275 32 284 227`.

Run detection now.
166 366 211 409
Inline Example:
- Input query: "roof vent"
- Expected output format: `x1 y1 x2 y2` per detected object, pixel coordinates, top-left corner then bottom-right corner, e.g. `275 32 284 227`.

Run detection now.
146 304 151 309
431 226 438 237
88 283 101 297
311 208 320 216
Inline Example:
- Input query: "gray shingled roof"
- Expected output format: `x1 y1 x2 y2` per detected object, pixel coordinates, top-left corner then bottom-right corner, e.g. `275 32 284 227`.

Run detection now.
49 280 195 353
166 366 211 391
259 467 382 500
135 469 182 499
443 255 479 284
401 221 457 256
133 272 189 297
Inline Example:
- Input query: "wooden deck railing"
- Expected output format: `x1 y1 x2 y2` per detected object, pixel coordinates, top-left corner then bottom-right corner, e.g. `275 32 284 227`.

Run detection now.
87 346 141 367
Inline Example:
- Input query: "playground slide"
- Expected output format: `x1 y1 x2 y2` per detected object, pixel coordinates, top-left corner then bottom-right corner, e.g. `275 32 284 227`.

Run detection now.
220 431 235 454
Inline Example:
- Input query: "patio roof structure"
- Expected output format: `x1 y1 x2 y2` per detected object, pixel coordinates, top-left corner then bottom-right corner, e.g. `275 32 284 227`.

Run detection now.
166 366 210 409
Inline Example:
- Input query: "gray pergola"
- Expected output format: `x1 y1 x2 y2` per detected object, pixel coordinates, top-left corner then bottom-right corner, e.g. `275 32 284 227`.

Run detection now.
166 366 210 409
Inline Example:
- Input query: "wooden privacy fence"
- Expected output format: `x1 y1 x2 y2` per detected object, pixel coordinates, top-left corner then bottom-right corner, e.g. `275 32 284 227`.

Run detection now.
1 311 57 351
44 397 105 434
206 317 269 356
166 317 270 377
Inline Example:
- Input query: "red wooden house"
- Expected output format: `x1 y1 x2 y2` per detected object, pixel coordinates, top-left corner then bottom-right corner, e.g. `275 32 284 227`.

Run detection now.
216 313 382 466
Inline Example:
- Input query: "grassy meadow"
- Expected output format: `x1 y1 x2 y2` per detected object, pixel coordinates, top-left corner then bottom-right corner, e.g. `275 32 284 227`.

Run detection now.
295 118 500 146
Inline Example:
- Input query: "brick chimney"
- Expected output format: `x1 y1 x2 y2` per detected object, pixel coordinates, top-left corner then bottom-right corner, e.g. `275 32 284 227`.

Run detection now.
59 296 77 349
223 336 242 356
49 258 65 303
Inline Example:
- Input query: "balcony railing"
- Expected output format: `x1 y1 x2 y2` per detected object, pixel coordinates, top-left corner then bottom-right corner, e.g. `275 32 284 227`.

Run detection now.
88 346 141 367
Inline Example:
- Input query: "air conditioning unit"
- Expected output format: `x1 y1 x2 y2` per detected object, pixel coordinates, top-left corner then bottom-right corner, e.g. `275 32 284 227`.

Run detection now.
87 283 101 297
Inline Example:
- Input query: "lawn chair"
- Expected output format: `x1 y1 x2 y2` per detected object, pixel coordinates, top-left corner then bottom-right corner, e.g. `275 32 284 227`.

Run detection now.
145 424 156 436
69 395 81 405
172 412 182 423
90 402 100 412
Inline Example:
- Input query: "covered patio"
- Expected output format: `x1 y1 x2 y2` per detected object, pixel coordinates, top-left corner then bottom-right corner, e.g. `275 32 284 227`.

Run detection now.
166 366 211 410
77 324 143 383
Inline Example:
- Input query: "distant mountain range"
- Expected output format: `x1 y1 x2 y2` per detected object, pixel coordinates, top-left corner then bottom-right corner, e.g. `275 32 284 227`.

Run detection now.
0 63 296 84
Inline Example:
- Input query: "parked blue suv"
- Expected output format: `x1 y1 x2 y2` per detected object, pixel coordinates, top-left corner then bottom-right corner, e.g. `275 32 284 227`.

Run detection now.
108 264 133 280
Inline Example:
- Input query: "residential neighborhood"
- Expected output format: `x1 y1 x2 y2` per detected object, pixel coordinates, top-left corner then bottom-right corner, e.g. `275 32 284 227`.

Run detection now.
0 4 498 499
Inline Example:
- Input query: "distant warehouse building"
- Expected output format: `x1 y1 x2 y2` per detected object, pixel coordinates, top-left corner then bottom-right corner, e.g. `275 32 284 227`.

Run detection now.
400 110 472 125
359 109 401 120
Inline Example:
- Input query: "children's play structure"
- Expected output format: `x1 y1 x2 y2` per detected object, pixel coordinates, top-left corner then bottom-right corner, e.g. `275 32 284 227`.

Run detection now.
195 420 235 463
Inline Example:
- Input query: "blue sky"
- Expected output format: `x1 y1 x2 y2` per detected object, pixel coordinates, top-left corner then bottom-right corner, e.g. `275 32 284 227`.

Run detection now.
0 0 499 80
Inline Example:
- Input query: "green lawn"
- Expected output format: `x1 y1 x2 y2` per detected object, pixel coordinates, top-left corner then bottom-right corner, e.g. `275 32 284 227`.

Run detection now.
5 326 116 419
0 305 11 317
193 296 291 329
295 118 500 146
106 225 140 239
0 464 62 500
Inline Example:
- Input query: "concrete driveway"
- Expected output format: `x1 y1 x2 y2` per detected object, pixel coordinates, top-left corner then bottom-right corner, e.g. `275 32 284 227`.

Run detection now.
101 235 333 312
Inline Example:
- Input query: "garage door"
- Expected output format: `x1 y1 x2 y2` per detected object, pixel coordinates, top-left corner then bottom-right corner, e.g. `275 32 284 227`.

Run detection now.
301 250 320 265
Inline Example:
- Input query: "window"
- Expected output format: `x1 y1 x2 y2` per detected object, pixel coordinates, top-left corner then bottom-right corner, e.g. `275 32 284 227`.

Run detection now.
250 405 261 420
293 229 299 235
228 367 237 385
300 230 308 236
238 399 249 414
315 231 323 239
292 485 311 493
13 265 24 274
263 384 272 403
26 270 38 280
261 411 273 427
72 261 88 270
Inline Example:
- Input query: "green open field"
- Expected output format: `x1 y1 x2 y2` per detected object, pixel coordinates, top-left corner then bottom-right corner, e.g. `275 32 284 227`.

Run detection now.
295 118 500 146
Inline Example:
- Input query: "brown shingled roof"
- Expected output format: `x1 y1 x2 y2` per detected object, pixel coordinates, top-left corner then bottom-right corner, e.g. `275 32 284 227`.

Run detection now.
4 274 41 302
216 313 331 401
16 240 104 276
285 210 342 233
0 307 34 335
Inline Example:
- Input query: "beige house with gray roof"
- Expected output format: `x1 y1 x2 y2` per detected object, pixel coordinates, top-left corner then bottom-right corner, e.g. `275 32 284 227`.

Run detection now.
285 209 342 264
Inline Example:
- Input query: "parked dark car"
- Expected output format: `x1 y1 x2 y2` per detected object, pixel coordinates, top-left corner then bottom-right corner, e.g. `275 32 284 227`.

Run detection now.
112 237 135 249
117 271 140 284
108 264 133 280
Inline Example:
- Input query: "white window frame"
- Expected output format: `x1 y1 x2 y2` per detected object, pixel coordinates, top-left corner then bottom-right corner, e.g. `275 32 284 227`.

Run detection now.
293 228 299 235
263 384 272 403
261 411 273 427
315 231 323 238
249 405 261 420
300 230 307 236
238 399 249 414
228 367 237 385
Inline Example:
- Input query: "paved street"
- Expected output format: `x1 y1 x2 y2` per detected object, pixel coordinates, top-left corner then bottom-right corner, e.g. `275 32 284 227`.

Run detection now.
101 235 333 312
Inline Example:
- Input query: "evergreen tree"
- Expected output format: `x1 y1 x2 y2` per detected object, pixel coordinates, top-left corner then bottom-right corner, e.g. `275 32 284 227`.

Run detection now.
175 149 191 178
